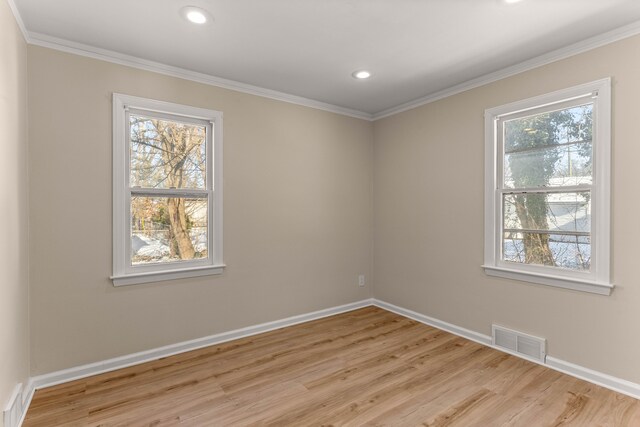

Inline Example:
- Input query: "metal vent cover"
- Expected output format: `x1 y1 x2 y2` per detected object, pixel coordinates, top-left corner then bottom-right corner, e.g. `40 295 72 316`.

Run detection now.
492 324 546 363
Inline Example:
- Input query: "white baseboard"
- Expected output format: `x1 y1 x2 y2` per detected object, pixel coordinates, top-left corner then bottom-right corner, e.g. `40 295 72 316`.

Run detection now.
27 298 374 393
546 356 640 399
372 299 492 346
372 298 640 400
19 381 35 427
2 383 27 427
16 296 640 426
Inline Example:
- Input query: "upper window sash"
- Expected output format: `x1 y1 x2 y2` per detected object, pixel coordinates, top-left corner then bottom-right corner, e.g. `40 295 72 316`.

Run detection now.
495 92 597 123
496 95 596 193
126 108 213 192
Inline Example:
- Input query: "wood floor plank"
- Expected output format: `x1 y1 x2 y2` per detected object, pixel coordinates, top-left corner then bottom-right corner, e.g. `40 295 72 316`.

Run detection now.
23 307 640 426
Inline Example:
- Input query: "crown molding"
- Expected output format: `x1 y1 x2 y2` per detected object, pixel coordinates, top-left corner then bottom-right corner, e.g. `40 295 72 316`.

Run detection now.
19 17 640 122
27 32 374 121
372 19 640 120
5 0 30 43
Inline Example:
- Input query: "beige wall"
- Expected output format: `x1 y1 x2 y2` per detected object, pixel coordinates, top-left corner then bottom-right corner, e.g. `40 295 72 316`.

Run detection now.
28 46 373 374
374 35 640 383
0 0 29 420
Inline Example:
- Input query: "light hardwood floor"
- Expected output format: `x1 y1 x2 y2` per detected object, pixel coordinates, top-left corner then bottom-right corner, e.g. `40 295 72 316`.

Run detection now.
24 307 640 426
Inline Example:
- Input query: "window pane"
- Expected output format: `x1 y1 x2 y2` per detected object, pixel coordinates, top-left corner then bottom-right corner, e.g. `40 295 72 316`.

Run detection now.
504 141 591 188
503 231 590 271
131 196 208 265
130 115 206 189
503 104 592 189
503 192 590 233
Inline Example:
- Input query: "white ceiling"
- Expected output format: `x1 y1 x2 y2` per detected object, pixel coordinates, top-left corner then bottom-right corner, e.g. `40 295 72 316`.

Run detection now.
14 0 640 116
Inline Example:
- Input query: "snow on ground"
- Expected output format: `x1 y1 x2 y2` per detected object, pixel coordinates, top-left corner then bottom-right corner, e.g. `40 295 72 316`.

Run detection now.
132 231 207 261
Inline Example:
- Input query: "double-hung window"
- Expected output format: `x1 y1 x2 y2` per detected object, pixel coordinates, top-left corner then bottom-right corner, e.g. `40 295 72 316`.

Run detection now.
483 79 612 295
112 94 224 286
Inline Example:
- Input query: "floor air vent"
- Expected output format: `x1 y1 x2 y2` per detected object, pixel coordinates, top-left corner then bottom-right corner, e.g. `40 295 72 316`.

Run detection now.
492 325 546 363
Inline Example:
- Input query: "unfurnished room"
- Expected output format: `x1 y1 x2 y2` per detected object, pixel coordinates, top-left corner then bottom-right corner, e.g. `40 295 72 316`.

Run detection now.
2 0 640 426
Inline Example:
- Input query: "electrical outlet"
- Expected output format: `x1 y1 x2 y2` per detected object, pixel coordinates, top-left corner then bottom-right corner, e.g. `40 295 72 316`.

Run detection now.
358 274 365 287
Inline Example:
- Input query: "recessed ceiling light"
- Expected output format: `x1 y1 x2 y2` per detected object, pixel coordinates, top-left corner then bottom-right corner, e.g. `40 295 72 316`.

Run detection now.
181 6 210 24
352 70 372 80
504 0 523 3
187 10 206 24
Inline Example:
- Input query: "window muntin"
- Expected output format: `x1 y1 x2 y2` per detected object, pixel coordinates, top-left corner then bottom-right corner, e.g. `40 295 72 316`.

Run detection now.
483 79 611 295
112 94 224 286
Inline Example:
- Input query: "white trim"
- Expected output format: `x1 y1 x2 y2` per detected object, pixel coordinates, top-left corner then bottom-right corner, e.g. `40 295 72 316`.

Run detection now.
373 20 640 120
5 0 30 43
371 299 492 346
111 264 225 286
13 19 640 122
546 356 640 400
213 107 224 272
2 381 32 427
593 78 612 287
483 78 608 119
372 299 640 400
483 265 613 295
21 21 640 121
3 383 22 427
483 78 612 294
17 298 640 422
27 32 373 121
18 385 34 427
27 299 374 391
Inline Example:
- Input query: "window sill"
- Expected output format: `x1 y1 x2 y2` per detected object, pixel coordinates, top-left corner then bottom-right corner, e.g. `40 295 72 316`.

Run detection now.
482 265 613 296
111 264 226 286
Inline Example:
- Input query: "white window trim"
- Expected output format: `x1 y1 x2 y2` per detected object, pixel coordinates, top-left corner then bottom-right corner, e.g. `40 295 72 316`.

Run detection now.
111 93 224 286
483 78 612 295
